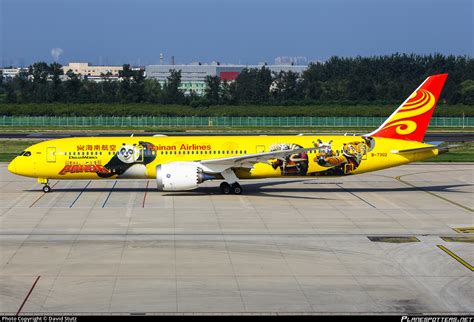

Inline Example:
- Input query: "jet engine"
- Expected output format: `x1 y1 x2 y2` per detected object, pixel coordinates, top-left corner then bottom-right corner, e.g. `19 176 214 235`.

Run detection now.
156 162 212 191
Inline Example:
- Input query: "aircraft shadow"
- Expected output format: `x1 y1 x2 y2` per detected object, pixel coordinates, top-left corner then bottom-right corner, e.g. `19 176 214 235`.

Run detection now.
27 180 473 200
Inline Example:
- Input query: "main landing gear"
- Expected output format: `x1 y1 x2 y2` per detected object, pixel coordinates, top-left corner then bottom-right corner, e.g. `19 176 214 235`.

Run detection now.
219 182 242 195
38 178 52 193
219 169 243 195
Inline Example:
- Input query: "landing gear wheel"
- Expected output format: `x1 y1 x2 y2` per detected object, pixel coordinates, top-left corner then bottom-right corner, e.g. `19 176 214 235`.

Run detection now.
220 182 231 194
42 185 51 193
231 183 242 195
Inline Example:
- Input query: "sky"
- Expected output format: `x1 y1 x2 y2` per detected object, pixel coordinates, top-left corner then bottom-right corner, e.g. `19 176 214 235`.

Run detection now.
0 0 472 67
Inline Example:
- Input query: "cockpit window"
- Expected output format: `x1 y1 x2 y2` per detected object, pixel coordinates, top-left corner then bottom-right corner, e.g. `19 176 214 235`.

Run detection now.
18 151 25 156
23 151 32 157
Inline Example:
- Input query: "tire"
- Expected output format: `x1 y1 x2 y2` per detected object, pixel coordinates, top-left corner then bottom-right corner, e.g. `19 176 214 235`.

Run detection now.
231 183 242 195
220 182 231 194
42 185 51 193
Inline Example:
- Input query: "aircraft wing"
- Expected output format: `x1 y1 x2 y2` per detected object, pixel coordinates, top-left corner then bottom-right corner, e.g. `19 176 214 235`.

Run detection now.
198 147 315 172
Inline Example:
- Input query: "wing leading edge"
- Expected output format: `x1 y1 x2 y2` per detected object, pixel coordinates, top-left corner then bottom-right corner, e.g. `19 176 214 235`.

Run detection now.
199 147 316 172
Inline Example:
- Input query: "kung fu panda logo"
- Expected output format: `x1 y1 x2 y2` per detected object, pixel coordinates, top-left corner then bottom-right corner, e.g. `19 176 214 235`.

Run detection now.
98 141 157 178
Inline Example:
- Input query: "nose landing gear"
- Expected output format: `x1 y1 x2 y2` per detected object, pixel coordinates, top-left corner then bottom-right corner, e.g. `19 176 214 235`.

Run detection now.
38 178 51 193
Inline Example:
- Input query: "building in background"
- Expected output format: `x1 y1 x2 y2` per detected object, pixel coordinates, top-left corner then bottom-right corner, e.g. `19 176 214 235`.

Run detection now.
61 62 123 81
145 64 307 95
0 67 27 81
274 56 308 65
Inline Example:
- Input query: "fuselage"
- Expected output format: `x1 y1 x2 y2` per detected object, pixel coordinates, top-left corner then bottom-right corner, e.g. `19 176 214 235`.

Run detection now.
8 135 438 180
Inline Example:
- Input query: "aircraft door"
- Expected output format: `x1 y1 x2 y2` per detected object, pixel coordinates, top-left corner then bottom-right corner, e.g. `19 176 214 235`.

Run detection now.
46 147 56 163
256 145 265 153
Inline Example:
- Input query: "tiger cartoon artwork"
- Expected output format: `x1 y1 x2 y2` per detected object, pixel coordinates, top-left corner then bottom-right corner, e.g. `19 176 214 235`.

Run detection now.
313 138 372 175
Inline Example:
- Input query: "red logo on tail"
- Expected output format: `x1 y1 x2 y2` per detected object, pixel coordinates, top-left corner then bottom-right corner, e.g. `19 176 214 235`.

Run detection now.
370 73 448 142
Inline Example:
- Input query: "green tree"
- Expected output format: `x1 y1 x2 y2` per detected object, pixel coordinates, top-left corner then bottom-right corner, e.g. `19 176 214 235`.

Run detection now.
460 80 474 105
4 82 17 103
271 70 302 103
204 75 221 105
219 80 235 105
143 79 163 103
163 69 184 104
49 62 64 102
255 66 272 103
63 70 82 102
233 68 257 104
118 64 134 102
28 62 50 102
79 80 99 103
2 54 473 106
130 68 145 102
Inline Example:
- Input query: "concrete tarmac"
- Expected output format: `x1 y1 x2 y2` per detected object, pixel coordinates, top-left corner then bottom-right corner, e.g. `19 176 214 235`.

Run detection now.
0 163 473 314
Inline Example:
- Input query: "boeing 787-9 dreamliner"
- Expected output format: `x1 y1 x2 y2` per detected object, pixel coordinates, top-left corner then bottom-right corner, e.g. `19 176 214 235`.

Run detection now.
8 73 450 195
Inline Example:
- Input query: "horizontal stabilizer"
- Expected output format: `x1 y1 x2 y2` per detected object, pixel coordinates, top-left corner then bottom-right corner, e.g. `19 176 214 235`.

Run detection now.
390 143 458 155
390 146 441 154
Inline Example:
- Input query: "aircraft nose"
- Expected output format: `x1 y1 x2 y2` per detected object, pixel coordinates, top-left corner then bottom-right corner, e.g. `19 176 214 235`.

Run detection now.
7 159 17 174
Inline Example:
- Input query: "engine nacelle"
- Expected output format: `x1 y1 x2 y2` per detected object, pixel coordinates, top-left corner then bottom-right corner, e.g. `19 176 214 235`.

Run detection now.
156 162 210 191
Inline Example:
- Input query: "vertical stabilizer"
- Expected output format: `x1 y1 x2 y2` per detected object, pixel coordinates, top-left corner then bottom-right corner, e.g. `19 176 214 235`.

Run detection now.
368 74 448 142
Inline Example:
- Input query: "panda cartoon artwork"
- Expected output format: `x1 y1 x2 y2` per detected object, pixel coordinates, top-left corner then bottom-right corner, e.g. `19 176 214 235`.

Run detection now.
97 141 157 178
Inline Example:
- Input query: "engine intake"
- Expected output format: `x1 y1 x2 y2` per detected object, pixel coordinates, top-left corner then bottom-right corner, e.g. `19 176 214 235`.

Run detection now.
156 162 211 191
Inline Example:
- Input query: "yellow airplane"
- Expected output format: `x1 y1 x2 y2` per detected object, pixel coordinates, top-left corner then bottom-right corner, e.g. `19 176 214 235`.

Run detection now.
8 73 449 194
